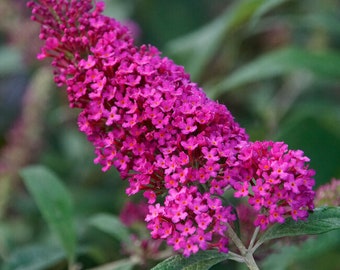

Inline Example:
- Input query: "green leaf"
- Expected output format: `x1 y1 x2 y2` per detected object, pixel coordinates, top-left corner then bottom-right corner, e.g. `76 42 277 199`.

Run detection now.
261 230 340 270
20 166 76 264
208 47 340 98
250 0 291 27
2 244 65 270
165 0 270 81
151 250 230 270
294 13 340 36
258 207 340 245
88 213 130 243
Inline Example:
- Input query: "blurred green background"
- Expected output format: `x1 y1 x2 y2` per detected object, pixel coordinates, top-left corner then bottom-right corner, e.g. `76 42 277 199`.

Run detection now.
0 0 339 269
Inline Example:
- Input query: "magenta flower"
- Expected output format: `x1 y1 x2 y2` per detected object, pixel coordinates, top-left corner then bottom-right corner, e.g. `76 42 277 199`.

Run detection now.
235 141 315 229
28 0 315 257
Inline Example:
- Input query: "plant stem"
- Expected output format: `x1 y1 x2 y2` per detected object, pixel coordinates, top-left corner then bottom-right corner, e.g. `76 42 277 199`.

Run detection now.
228 251 245 263
244 252 260 270
252 238 264 252
226 224 260 270
226 223 247 255
248 226 260 251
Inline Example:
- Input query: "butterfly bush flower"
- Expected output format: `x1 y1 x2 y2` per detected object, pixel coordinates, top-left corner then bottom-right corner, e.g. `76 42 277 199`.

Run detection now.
28 0 315 257
236 141 315 229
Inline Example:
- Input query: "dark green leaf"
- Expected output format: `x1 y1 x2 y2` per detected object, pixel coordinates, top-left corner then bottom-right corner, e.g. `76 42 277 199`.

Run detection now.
151 250 229 270
165 0 269 81
250 0 291 27
261 230 340 270
2 244 65 270
258 207 340 244
20 166 76 264
88 213 130 243
208 47 340 98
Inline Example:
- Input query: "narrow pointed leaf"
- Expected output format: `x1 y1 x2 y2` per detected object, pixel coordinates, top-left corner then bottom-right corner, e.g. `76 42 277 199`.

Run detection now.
20 166 76 264
2 245 65 270
88 213 130 243
208 47 340 98
261 230 340 270
258 207 340 245
151 250 229 270
165 0 269 80
250 0 291 26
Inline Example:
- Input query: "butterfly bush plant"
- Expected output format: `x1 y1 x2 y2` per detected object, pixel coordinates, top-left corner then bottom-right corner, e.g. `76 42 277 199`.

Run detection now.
27 1 340 269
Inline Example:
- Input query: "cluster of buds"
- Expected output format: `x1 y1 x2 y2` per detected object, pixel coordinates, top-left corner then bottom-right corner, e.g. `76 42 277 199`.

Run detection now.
28 0 315 256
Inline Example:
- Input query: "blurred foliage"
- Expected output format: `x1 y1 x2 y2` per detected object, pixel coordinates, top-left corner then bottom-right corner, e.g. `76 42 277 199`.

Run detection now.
0 0 339 269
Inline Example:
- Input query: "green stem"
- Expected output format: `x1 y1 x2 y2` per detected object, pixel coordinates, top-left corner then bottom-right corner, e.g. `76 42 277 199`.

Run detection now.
88 257 140 270
251 238 264 252
226 224 260 270
248 226 260 251
244 253 260 270
227 224 247 255
228 251 245 263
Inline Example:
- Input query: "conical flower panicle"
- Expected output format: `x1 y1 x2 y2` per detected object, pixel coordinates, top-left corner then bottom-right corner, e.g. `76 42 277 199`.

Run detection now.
28 0 315 257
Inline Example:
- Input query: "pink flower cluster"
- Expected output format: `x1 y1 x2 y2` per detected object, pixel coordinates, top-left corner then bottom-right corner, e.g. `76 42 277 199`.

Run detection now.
28 0 315 257
145 186 236 256
235 141 315 229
